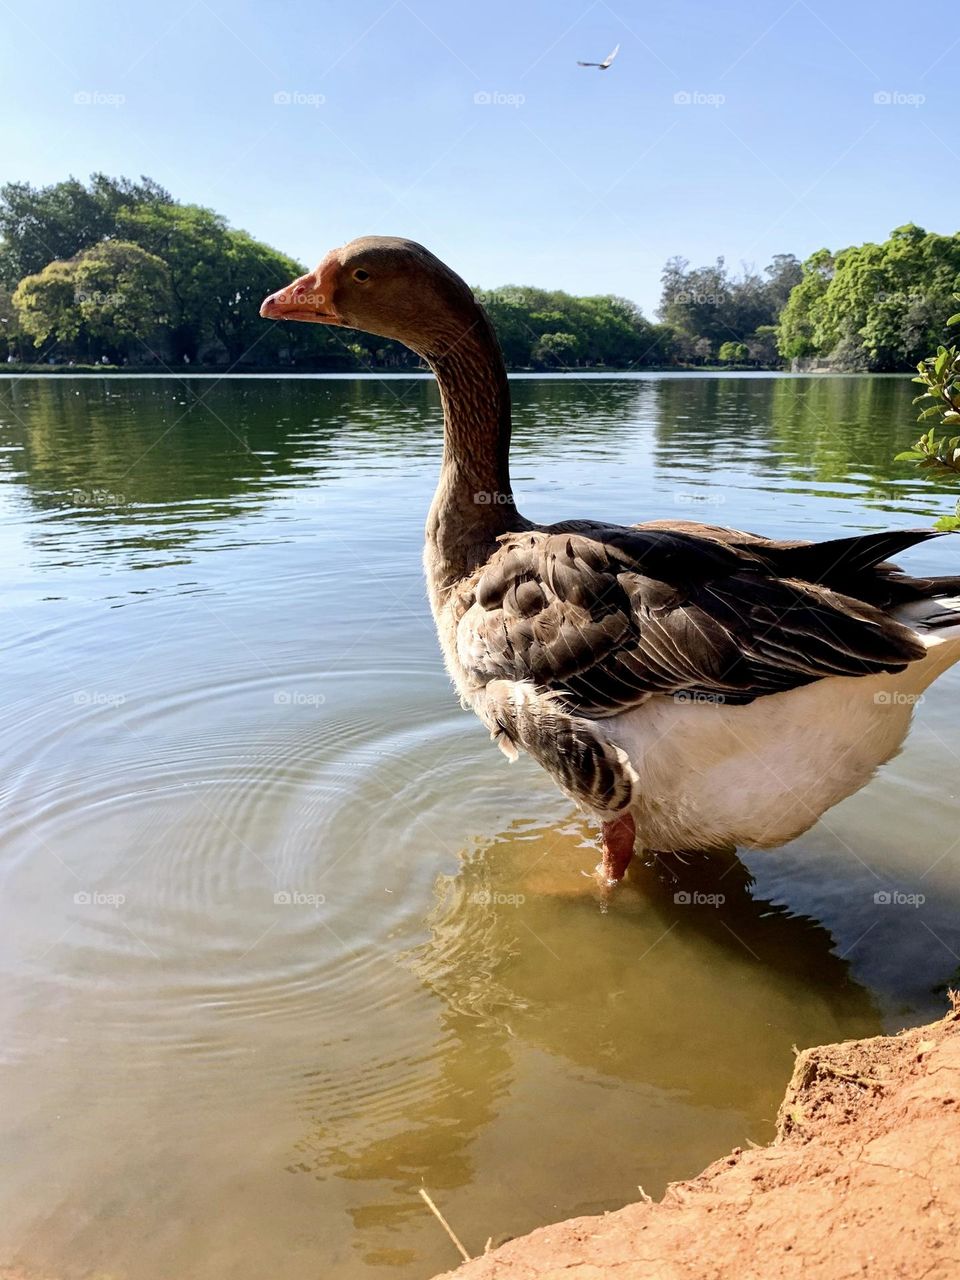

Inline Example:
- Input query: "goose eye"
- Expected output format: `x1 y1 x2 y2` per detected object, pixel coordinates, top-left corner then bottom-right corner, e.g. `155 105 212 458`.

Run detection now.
353 269 370 282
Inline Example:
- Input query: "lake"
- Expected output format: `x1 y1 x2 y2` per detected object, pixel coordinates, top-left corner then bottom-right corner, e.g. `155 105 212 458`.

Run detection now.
1 372 959 1279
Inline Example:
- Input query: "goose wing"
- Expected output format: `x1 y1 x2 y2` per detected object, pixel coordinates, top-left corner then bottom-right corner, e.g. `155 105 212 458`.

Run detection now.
601 42 620 67
456 525 931 717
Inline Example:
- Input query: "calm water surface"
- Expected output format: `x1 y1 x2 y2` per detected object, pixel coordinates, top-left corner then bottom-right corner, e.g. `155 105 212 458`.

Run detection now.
1 373 959 1278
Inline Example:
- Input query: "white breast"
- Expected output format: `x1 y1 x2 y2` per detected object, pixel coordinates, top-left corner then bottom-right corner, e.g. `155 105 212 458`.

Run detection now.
602 628 960 853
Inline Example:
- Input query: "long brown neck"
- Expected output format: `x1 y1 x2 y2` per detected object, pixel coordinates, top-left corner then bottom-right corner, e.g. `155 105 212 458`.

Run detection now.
424 305 522 591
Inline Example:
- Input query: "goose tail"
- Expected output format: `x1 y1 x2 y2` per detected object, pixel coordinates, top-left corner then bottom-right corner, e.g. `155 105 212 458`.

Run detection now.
894 589 960 643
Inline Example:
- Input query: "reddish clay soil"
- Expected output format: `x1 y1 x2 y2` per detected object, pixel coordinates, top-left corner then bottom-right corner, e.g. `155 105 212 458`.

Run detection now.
432 998 960 1280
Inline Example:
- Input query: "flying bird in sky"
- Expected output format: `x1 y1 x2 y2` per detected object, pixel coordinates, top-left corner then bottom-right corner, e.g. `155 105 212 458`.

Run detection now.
577 42 620 70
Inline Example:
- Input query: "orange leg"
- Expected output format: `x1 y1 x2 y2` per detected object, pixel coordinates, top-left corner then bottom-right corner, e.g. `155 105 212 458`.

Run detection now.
597 813 636 885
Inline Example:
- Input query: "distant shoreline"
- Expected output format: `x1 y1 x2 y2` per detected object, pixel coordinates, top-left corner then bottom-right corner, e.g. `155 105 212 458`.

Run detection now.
1 362 873 379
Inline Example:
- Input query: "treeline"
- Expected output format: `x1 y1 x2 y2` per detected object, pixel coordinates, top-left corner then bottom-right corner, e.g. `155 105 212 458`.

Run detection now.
0 176 686 371
0 175 312 368
657 252 803 367
778 224 960 370
0 174 786 371
0 176 957 373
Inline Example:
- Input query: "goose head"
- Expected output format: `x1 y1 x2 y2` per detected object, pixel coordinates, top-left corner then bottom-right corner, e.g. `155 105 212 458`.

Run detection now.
260 236 479 358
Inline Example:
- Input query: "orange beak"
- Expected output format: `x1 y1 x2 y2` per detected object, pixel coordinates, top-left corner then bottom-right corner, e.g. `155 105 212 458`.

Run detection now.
260 263 341 324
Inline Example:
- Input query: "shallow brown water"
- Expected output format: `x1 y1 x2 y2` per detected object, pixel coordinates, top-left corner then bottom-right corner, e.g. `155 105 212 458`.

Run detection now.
0 373 958 1278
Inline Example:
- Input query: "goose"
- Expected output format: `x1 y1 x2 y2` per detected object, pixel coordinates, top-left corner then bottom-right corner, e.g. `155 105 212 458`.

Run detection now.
260 238 960 886
577 41 620 70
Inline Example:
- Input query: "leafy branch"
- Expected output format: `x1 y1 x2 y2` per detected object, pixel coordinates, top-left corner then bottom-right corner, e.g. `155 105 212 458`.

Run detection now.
896 294 960 530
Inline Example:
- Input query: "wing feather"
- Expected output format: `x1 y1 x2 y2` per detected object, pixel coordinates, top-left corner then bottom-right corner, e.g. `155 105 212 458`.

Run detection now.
456 526 928 716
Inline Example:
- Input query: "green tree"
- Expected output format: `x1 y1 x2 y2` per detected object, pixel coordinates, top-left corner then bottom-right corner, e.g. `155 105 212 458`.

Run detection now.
212 230 308 363
777 249 835 360
896 297 960 530
0 173 170 286
747 325 780 366
718 341 749 364
658 253 792 364
475 286 670 369
13 258 83 353
13 241 172 361
763 253 804 312
0 283 24 360
778 227 960 370
530 331 579 368
475 288 538 366
73 241 173 360
116 202 231 361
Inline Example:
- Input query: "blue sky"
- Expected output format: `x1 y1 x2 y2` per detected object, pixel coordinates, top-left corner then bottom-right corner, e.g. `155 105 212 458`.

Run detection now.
0 0 955 314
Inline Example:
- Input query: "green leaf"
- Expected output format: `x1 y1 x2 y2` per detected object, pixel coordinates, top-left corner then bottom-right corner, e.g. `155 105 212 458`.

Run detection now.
947 313 960 327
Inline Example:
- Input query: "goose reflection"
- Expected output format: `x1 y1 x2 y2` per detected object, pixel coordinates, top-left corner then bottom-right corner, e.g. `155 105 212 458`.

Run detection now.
289 819 879 1256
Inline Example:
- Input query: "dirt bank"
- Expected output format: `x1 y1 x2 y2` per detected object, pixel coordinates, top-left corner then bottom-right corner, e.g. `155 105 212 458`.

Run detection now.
432 998 960 1280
